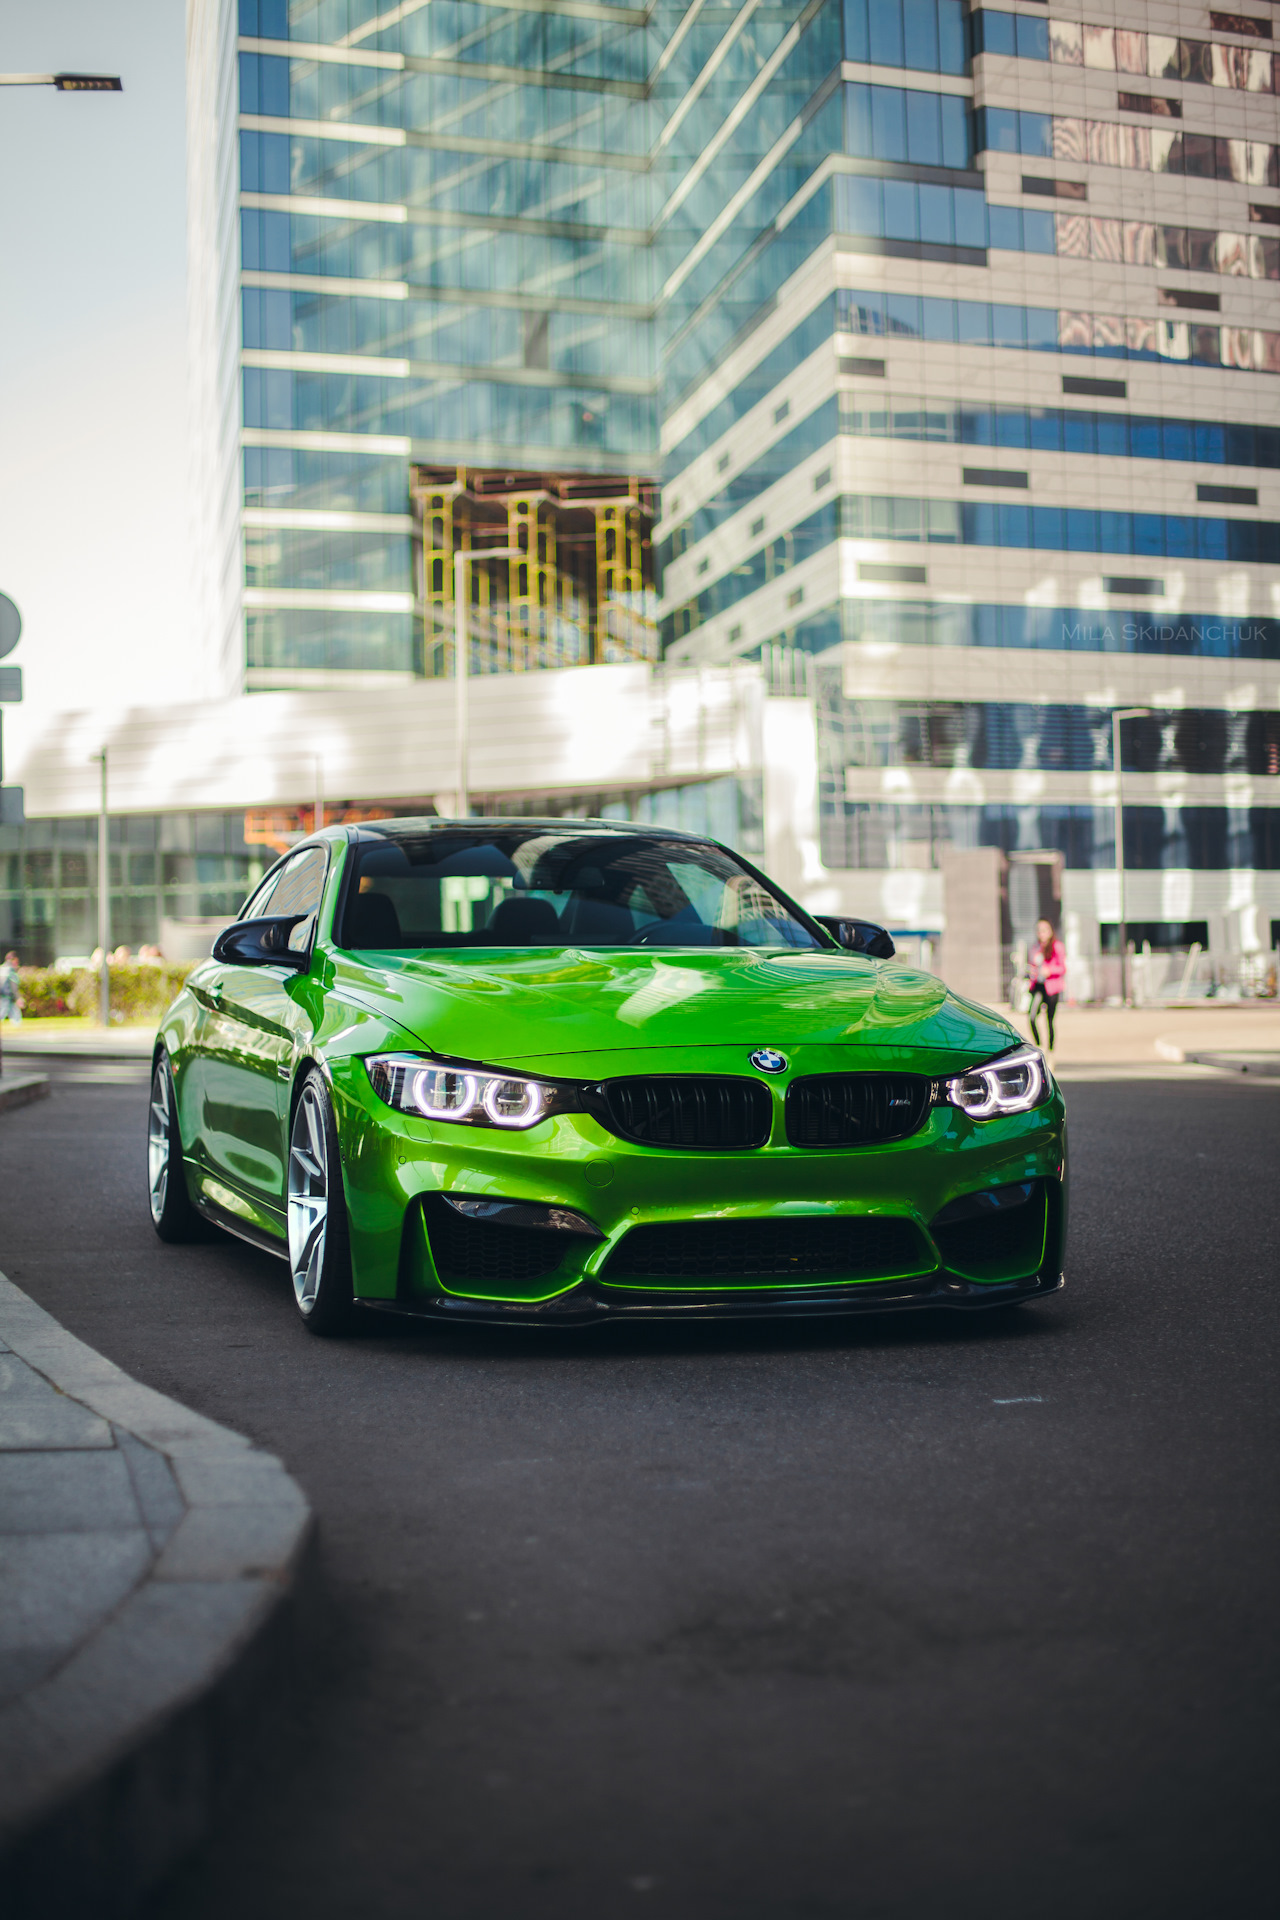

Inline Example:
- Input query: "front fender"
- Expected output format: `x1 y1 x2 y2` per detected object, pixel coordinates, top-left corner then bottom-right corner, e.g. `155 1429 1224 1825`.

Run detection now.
306 980 435 1299
156 986 205 1157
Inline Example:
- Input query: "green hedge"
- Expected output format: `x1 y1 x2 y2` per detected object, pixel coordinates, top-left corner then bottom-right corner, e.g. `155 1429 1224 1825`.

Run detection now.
17 962 195 1024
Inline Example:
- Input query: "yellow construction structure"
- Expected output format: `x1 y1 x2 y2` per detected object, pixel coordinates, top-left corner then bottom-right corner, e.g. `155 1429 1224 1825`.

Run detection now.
411 466 657 678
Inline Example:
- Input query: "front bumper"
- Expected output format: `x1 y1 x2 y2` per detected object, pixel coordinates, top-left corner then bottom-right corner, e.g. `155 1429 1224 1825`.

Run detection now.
330 1046 1068 1319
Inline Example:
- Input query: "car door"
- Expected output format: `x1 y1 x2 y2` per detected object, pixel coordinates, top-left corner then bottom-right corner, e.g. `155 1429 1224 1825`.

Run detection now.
194 844 329 1226
181 863 286 1182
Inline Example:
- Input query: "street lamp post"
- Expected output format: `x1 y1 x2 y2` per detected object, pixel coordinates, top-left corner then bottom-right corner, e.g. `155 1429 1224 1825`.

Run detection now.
5 60 121 1023
453 547 521 818
1112 706 1150 1006
95 749 110 1026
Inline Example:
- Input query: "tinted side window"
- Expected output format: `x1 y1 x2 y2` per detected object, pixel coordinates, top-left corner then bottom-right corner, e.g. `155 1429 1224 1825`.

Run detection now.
269 846 329 951
240 867 284 920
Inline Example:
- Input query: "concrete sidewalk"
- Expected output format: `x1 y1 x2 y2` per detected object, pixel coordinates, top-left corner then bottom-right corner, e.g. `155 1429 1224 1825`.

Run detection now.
1000 1002 1280 1076
0 1273 313 1918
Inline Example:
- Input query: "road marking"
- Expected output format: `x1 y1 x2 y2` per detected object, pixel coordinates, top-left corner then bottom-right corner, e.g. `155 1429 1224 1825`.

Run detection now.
993 1396 1043 1404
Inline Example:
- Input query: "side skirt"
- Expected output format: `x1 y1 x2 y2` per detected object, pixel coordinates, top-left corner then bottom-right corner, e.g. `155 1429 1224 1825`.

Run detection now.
194 1193 290 1262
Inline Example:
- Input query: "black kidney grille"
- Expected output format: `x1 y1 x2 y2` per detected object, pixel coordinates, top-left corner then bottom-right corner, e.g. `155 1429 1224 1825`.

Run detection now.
424 1196 568 1284
785 1073 931 1148
595 1076 772 1150
603 1215 930 1283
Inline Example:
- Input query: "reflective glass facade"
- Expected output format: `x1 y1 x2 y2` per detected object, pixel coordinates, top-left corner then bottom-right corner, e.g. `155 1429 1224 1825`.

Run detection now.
655 0 1280 955
231 0 680 683
219 0 854 685
0 814 266 966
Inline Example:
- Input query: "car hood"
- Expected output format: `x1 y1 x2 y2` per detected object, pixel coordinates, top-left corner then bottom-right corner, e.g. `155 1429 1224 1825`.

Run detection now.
332 946 1018 1069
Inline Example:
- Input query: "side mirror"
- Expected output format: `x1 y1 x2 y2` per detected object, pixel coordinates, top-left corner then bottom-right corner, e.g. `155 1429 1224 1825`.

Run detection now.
815 914 896 960
212 914 310 970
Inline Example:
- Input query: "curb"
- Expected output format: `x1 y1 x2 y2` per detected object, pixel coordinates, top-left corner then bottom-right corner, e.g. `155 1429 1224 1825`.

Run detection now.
1154 1036 1280 1075
0 1073 51 1114
2 1034 156 1062
1184 1051 1280 1077
0 1273 314 1918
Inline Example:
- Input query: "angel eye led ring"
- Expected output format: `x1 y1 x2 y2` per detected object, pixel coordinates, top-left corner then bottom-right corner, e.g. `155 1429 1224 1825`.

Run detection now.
481 1078 545 1127
413 1068 478 1118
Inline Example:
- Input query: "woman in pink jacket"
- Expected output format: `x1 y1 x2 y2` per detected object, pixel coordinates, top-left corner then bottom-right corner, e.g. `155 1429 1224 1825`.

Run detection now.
1027 918 1066 1051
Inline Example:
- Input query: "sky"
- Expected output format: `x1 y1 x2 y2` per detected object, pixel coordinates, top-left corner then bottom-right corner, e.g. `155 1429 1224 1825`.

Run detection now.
0 0 192 770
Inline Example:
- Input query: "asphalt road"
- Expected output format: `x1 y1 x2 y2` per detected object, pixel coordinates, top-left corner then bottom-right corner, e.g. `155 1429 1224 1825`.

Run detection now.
3 1056 1278 1920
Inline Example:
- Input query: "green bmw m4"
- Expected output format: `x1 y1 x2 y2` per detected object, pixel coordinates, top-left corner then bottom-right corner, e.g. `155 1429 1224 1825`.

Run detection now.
147 819 1066 1334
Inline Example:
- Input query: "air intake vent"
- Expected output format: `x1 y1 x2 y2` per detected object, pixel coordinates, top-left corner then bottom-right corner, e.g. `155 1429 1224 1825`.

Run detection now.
603 1215 930 1283
930 1181 1047 1281
785 1074 932 1148
593 1077 772 1150
424 1196 569 1284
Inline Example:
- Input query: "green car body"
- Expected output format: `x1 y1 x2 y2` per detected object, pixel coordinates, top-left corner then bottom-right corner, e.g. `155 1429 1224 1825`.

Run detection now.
153 820 1067 1328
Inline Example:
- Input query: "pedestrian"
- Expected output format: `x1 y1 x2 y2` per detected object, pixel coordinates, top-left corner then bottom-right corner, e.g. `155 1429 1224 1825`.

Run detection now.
1027 918 1065 1051
0 950 23 1026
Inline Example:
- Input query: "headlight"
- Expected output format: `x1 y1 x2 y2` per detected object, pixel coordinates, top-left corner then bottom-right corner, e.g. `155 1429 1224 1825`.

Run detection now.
943 1046 1049 1120
364 1053 577 1131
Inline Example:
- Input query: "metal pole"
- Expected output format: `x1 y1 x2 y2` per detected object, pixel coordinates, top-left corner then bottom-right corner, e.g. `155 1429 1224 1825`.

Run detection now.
315 756 324 834
96 749 109 1026
453 546 521 820
1111 707 1149 1007
454 550 469 819
1111 710 1124 1006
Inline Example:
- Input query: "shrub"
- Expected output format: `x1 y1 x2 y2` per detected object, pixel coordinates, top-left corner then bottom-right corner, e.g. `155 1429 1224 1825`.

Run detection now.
13 966 82 1019
18 962 195 1025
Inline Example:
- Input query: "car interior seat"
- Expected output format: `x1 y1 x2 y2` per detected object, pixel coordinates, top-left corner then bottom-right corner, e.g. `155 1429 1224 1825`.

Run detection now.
346 890 402 947
483 896 561 945
557 896 637 943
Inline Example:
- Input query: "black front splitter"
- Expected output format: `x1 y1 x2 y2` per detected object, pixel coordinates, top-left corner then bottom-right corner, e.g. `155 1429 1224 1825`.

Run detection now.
356 1270 1065 1328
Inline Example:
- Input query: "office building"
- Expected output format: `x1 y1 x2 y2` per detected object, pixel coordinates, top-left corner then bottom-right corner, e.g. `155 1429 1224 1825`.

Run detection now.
660 0 1280 990
5 0 1279 993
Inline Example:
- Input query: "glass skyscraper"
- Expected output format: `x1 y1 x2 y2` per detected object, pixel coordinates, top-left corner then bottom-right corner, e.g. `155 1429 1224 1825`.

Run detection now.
201 0 669 688
175 0 1280 980
654 0 1280 979
190 0 853 689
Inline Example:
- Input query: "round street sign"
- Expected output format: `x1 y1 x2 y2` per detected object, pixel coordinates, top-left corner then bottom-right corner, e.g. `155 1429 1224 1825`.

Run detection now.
0 595 21 660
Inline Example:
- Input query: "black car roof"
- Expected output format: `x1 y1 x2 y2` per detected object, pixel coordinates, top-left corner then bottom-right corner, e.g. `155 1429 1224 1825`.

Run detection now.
347 817 714 845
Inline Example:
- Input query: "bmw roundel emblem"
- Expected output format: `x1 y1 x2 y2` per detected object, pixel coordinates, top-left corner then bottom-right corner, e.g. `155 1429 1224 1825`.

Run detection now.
750 1048 788 1075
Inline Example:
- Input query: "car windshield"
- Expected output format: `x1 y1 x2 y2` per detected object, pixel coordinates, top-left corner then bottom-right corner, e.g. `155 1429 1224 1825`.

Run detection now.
337 828 823 952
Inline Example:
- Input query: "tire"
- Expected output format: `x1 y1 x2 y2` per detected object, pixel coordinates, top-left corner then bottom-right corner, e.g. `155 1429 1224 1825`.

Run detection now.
287 1068 356 1335
148 1053 207 1243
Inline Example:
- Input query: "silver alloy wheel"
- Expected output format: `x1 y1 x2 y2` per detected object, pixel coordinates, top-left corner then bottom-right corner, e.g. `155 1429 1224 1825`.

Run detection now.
148 1060 172 1225
288 1081 329 1313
